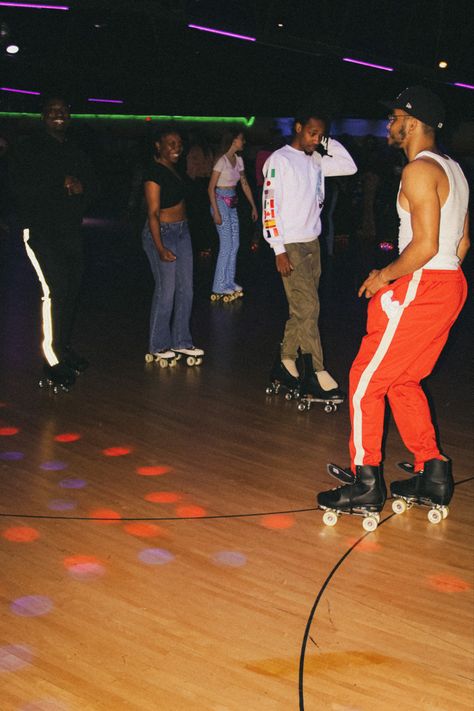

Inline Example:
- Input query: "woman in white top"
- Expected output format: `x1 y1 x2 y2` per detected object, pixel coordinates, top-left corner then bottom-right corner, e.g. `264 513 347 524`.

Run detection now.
208 129 258 300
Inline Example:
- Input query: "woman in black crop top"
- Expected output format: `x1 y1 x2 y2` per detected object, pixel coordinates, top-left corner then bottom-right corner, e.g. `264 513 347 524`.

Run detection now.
142 126 203 365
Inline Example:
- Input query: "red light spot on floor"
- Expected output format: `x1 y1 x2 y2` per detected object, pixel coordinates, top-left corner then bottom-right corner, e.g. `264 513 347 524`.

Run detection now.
145 492 182 503
123 522 167 538
63 554 101 569
89 508 122 524
136 465 171 476
175 505 207 518
2 527 40 542
54 433 81 443
0 427 19 436
346 537 381 552
103 446 132 456
261 514 295 529
427 573 471 593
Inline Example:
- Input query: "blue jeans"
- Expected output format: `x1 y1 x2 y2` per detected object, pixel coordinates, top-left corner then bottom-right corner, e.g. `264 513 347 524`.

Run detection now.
212 188 240 293
142 220 194 352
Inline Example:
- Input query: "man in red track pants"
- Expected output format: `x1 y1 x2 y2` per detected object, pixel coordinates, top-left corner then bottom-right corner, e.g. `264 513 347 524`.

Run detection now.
318 86 470 519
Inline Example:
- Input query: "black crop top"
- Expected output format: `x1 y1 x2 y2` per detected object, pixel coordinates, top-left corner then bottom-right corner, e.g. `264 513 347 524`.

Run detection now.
144 161 186 209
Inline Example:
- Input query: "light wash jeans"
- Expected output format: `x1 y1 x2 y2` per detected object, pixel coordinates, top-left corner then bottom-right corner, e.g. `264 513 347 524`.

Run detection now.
212 187 240 293
142 220 194 352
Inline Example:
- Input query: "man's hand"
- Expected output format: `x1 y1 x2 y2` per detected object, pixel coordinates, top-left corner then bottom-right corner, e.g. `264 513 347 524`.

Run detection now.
64 176 83 195
276 252 293 277
315 136 332 158
358 269 389 298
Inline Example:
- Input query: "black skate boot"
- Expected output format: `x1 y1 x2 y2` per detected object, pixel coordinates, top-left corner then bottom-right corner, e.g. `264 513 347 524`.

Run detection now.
63 347 89 374
390 458 453 523
297 353 345 412
39 362 76 393
265 348 300 401
317 464 386 530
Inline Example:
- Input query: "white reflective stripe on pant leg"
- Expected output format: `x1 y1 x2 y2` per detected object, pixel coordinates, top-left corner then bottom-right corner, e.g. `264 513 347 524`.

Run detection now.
352 270 422 466
23 229 59 366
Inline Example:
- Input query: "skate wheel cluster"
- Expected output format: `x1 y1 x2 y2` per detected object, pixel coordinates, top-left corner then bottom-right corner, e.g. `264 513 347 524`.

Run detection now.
391 497 449 524
297 399 338 413
266 383 341 413
321 508 380 531
38 378 70 394
265 382 299 401
210 292 242 303
145 353 203 368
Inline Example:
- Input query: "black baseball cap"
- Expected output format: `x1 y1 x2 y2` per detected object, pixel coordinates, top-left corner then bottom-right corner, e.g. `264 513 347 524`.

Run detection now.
382 85 445 129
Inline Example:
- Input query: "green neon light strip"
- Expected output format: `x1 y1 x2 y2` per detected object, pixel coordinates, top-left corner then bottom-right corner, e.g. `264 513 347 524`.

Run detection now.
0 112 255 126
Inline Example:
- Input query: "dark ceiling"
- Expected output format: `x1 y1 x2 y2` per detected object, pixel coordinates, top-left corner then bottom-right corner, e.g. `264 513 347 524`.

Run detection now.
0 0 473 123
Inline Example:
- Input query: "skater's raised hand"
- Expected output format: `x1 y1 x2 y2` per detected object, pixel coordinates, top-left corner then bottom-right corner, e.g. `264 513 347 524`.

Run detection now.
276 252 294 277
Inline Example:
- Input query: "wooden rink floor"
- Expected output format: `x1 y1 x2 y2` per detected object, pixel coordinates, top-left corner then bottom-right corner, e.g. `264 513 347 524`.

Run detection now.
0 223 473 711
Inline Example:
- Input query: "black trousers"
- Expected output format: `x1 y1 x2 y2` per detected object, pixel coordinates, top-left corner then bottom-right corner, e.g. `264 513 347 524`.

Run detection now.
23 227 84 365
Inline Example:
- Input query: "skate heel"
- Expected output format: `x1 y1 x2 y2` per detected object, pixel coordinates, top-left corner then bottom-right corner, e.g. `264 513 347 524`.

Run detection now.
391 458 453 524
171 347 204 367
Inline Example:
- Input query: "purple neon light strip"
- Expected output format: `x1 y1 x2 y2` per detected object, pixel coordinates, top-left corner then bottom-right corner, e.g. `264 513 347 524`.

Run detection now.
453 82 474 90
343 57 394 72
0 86 40 95
188 23 256 42
88 98 124 104
0 2 69 8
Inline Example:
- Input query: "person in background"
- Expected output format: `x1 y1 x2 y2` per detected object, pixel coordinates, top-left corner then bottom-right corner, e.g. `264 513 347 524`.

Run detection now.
142 125 204 365
185 131 215 258
208 129 258 300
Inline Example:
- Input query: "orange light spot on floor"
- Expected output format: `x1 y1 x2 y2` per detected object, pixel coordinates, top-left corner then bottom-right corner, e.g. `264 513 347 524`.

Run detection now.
145 491 182 503
175 505 207 518
427 573 471 593
123 522 167 538
0 427 19 436
54 433 81 442
63 554 101 569
103 446 132 456
2 526 40 542
136 465 171 476
89 508 122 524
346 537 381 552
261 514 295 529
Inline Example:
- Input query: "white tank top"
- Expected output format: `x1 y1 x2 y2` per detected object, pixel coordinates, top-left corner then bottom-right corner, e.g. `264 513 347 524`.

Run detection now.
397 150 469 269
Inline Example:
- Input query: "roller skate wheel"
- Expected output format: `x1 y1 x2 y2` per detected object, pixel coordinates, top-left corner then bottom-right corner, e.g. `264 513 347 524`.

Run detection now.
169 358 178 367
186 356 196 366
362 515 378 532
427 508 443 524
322 510 338 527
297 402 307 412
392 498 407 515
324 404 333 413
195 357 202 366
223 295 231 302
210 293 219 302
158 359 168 368
265 385 274 395
284 391 293 401
145 353 154 363
441 506 449 519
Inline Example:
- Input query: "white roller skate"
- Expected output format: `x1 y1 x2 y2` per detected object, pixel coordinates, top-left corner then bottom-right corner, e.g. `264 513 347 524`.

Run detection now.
144 349 178 368
171 346 204 367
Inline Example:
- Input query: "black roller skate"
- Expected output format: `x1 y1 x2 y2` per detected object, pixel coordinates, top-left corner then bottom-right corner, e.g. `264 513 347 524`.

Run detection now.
296 353 345 413
265 349 300 401
64 347 89 374
39 362 76 393
390 458 453 524
317 464 386 531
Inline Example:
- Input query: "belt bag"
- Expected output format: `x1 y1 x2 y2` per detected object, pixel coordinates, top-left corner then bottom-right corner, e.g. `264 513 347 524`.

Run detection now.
219 194 238 209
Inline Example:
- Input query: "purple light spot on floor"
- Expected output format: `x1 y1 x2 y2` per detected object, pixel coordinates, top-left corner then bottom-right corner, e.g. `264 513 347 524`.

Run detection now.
67 563 105 580
211 551 247 567
0 643 34 672
0 451 24 461
10 595 53 617
138 548 175 565
48 499 77 511
40 460 67 471
59 478 86 489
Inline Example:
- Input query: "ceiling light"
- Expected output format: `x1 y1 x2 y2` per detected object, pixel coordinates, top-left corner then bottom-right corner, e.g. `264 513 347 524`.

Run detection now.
6 43 19 53
438 60 448 69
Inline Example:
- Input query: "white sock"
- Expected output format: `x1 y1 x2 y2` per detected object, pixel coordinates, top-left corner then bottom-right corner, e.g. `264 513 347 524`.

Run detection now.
282 358 299 378
316 370 338 391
